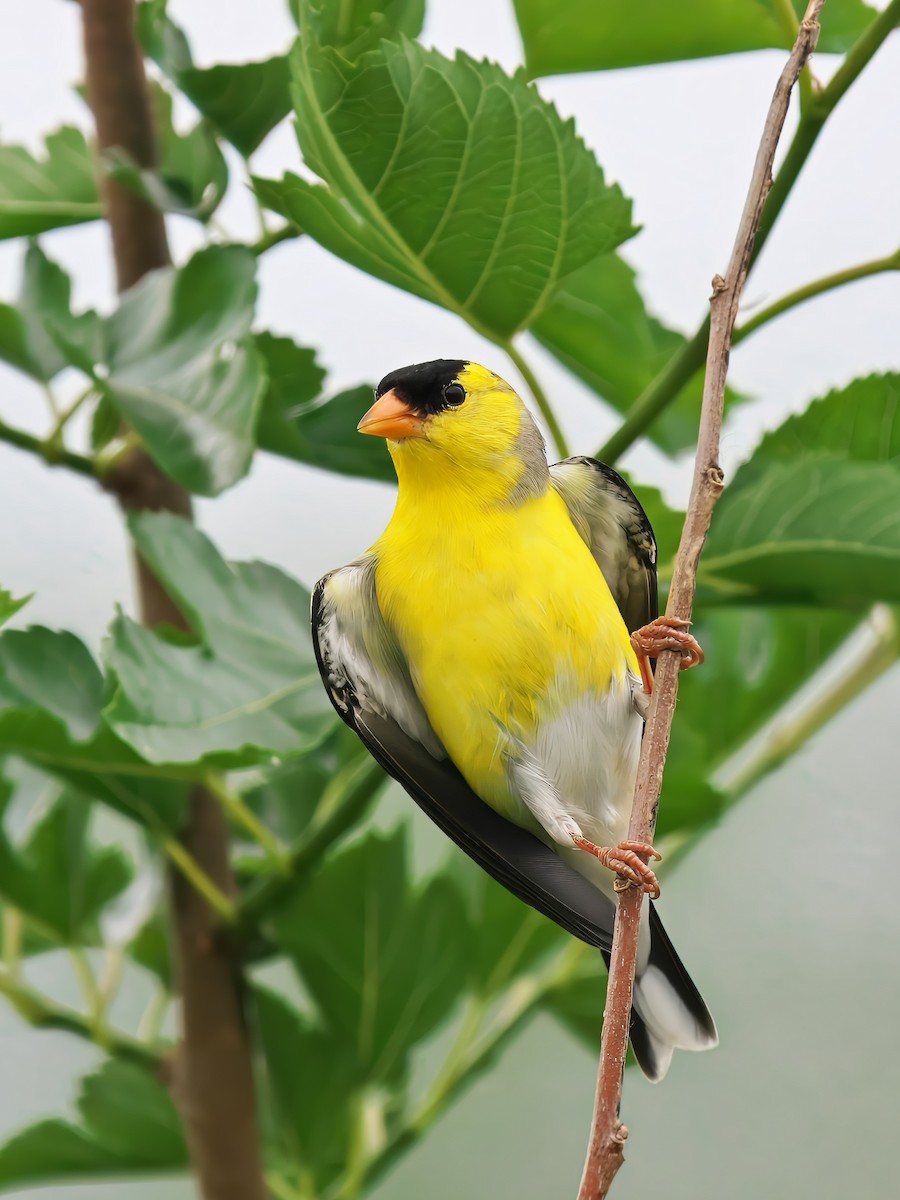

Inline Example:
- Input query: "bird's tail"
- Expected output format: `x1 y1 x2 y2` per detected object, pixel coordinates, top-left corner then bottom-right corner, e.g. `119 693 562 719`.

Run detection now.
606 902 718 1083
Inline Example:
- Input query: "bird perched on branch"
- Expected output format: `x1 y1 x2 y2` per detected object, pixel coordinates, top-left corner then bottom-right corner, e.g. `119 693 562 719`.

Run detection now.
312 359 717 1080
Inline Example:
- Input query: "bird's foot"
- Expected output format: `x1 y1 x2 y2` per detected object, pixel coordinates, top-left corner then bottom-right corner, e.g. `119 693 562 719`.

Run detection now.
573 836 661 898
631 616 704 695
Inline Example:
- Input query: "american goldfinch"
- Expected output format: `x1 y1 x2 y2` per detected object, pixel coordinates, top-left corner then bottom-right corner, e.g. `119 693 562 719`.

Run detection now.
313 360 716 1081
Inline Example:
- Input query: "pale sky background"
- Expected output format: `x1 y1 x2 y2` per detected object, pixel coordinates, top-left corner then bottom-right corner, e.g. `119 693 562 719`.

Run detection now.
0 1 899 1198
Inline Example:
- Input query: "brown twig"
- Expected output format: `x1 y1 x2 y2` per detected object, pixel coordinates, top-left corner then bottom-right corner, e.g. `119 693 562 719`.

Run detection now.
576 3 827 1197
80 3 267 1198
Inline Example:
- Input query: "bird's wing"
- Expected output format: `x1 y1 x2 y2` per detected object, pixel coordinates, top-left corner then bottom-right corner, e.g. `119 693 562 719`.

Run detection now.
550 456 658 632
313 557 617 951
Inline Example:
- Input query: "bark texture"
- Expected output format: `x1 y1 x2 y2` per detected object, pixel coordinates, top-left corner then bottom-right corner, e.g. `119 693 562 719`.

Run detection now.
80 3 266 1197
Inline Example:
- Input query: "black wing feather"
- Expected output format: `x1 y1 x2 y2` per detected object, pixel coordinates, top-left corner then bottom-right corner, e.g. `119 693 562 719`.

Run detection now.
550 456 658 633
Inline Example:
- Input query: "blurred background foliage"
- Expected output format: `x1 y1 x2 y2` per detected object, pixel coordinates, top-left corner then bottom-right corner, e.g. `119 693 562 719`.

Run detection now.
0 0 898 1196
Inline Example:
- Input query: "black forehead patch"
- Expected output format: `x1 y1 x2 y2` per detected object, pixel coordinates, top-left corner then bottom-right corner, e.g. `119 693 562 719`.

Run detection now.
375 359 468 414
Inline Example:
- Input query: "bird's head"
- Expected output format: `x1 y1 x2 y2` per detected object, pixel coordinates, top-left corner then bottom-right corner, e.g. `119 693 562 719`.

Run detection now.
359 359 548 504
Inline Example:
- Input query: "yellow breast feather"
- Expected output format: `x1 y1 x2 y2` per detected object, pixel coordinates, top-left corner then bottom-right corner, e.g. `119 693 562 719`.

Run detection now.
374 486 637 813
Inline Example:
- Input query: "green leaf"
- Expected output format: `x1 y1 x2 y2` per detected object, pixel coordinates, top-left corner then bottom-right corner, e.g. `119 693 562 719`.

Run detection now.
275 828 468 1081
0 627 105 743
542 955 606 1050
255 987 359 1190
291 0 426 59
514 0 878 76
0 589 30 628
655 717 726 838
244 721 362 843
139 1 292 157
0 127 102 240
101 245 264 496
254 333 393 481
77 1060 186 1162
677 606 856 775
257 21 634 340
0 1061 187 1189
701 457 900 604
104 513 333 767
0 774 132 943
90 392 121 451
0 242 102 382
731 372 900 488
103 82 229 222
532 253 744 454
127 909 172 989
0 626 187 829
136 0 192 71
175 58 293 159
0 1123 121 1187
701 378 900 605
447 855 565 996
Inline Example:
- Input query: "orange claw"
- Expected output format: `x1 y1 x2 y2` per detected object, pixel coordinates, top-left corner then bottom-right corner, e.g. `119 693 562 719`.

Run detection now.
573 835 662 898
630 616 705 695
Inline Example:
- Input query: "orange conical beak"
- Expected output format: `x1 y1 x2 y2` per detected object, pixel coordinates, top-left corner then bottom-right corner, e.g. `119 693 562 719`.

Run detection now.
358 389 426 440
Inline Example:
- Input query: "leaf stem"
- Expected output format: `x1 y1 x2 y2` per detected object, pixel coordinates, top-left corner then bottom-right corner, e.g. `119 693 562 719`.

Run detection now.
234 753 385 934
734 248 900 342
597 322 709 463
204 773 288 871
266 1172 309 1200
595 0 900 464
0 967 164 1069
137 983 170 1043
250 223 301 256
41 381 61 421
69 946 101 1016
161 834 238 924
46 384 96 447
95 945 124 1025
505 341 570 458
2 909 22 977
0 416 97 477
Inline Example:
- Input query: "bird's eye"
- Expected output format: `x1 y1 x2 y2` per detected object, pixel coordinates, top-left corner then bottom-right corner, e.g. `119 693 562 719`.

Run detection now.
442 382 466 407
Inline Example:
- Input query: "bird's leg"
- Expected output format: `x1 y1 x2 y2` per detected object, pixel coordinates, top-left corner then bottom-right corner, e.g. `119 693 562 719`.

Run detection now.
573 835 661 898
630 615 704 696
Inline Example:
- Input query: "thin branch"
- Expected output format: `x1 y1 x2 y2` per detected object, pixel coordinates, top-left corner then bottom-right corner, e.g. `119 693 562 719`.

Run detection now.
733 248 900 342
0 968 164 1070
505 341 570 458
0 417 97 477
773 0 816 112
578 6 827 1197
595 0 900 465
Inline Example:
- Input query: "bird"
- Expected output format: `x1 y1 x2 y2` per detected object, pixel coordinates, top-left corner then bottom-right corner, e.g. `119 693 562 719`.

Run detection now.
312 358 717 1081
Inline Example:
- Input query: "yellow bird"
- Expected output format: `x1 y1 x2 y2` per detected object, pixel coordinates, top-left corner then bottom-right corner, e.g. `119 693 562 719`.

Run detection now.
313 359 716 1080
